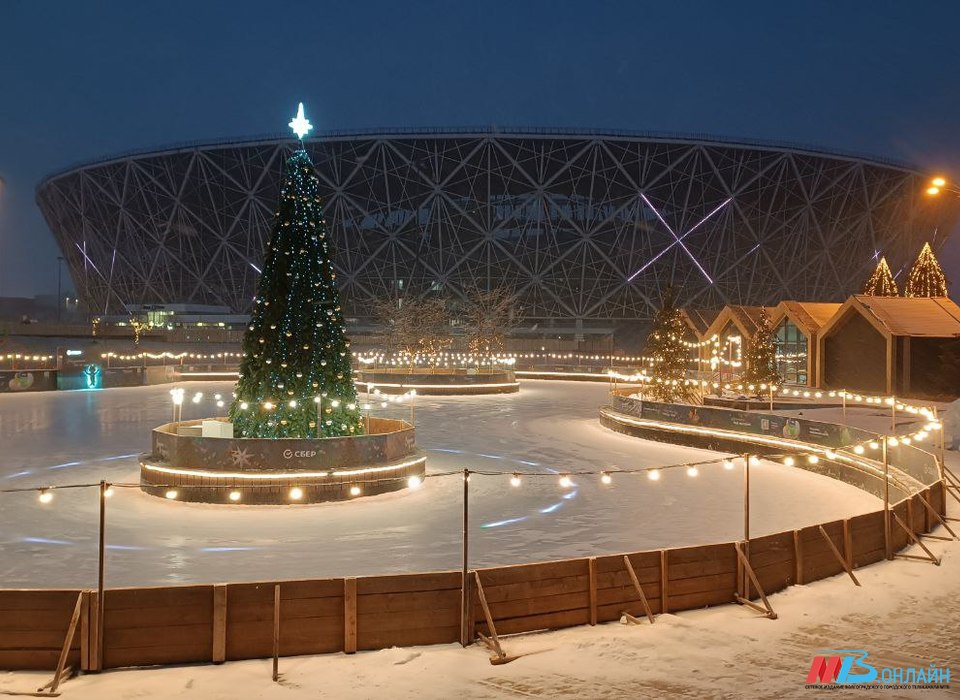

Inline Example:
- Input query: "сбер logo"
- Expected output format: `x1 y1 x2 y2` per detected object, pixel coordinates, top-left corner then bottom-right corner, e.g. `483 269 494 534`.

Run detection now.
806 649 950 690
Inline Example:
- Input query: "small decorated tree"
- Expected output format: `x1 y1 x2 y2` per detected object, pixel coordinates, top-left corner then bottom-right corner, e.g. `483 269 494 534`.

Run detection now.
862 257 899 297
742 309 781 390
461 286 521 354
643 288 696 402
229 104 363 439
905 242 949 297
374 296 454 365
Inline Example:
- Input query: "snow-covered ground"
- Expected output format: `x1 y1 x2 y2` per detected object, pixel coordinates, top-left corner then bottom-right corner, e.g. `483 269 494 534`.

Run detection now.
0 381 883 588
1 382 956 698
3 514 956 698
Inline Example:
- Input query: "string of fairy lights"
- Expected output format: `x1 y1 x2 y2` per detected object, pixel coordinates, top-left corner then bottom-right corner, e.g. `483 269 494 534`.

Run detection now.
3 409 941 506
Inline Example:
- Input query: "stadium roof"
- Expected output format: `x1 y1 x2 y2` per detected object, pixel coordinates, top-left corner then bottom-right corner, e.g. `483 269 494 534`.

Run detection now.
39 126 924 185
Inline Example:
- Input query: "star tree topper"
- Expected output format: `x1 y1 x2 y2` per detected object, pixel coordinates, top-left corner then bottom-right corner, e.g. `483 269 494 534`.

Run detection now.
288 102 313 140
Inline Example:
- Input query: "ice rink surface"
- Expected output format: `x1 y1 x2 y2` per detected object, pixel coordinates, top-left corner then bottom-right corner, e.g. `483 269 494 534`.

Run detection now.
0 380 880 588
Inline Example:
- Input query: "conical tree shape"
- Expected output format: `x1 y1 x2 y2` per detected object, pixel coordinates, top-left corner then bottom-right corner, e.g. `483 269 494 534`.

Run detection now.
905 242 949 297
743 309 781 388
229 149 363 438
861 257 899 297
643 288 696 402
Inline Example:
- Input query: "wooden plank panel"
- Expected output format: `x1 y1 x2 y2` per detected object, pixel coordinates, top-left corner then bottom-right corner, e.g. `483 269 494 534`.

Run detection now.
358 608 460 634
596 598 664 620
668 572 737 597
668 547 737 580
753 560 793 594
357 589 460 614
104 644 211 669
357 625 459 651
472 559 588 588
747 532 795 568
596 583 662 607
228 597 343 621
103 623 212 650
659 589 732 612
481 591 589 621
0 649 79 671
0 590 85 610
103 604 213 628
595 568 660 589
853 548 886 568
0 608 90 630
105 585 212 610
0 630 80 650
477 574 589 604
356 571 461 595
226 579 342 602
593 551 659 574
476 608 590 637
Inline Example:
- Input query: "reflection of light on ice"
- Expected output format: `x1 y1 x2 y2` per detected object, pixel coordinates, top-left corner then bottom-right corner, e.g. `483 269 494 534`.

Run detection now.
46 453 139 471
201 547 260 553
5 470 32 479
481 517 528 529
23 537 71 545
540 503 563 514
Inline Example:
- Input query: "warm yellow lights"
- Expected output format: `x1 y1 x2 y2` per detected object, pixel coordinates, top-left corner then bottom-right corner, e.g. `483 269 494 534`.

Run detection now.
686 466 699 477
559 475 574 488
38 490 53 504
228 490 241 502
783 457 795 467
407 475 422 489
349 486 362 497
165 490 178 500
933 177 946 187
853 445 865 455
289 487 304 500
927 186 941 195
647 469 661 481
510 474 522 487
600 472 612 485
723 459 735 470
807 455 819 465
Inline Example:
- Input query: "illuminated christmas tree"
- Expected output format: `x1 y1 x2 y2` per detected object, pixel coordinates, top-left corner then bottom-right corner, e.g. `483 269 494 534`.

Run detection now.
229 104 363 438
742 309 781 389
861 257 899 297
905 242 949 297
644 288 696 402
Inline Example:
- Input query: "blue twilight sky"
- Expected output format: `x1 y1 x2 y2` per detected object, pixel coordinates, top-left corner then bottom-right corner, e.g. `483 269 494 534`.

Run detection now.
3 0 960 298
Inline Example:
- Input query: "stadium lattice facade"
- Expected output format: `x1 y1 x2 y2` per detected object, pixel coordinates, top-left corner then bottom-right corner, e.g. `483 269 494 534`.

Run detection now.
36 129 959 332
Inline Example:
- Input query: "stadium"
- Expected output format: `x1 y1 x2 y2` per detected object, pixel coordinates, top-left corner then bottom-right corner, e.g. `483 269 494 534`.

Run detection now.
35 128 959 338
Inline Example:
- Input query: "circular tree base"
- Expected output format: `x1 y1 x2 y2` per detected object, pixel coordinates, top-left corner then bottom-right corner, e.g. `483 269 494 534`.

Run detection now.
357 368 519 395
139 417 425 504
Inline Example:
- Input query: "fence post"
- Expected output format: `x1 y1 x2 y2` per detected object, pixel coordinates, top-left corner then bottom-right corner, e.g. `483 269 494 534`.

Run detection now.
212 584 227 663
96 480 107 672
460 468 470 647
883 439 891 560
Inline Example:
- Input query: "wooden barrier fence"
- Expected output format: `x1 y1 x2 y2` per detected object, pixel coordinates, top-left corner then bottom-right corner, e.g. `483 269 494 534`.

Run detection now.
0 481 944 673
